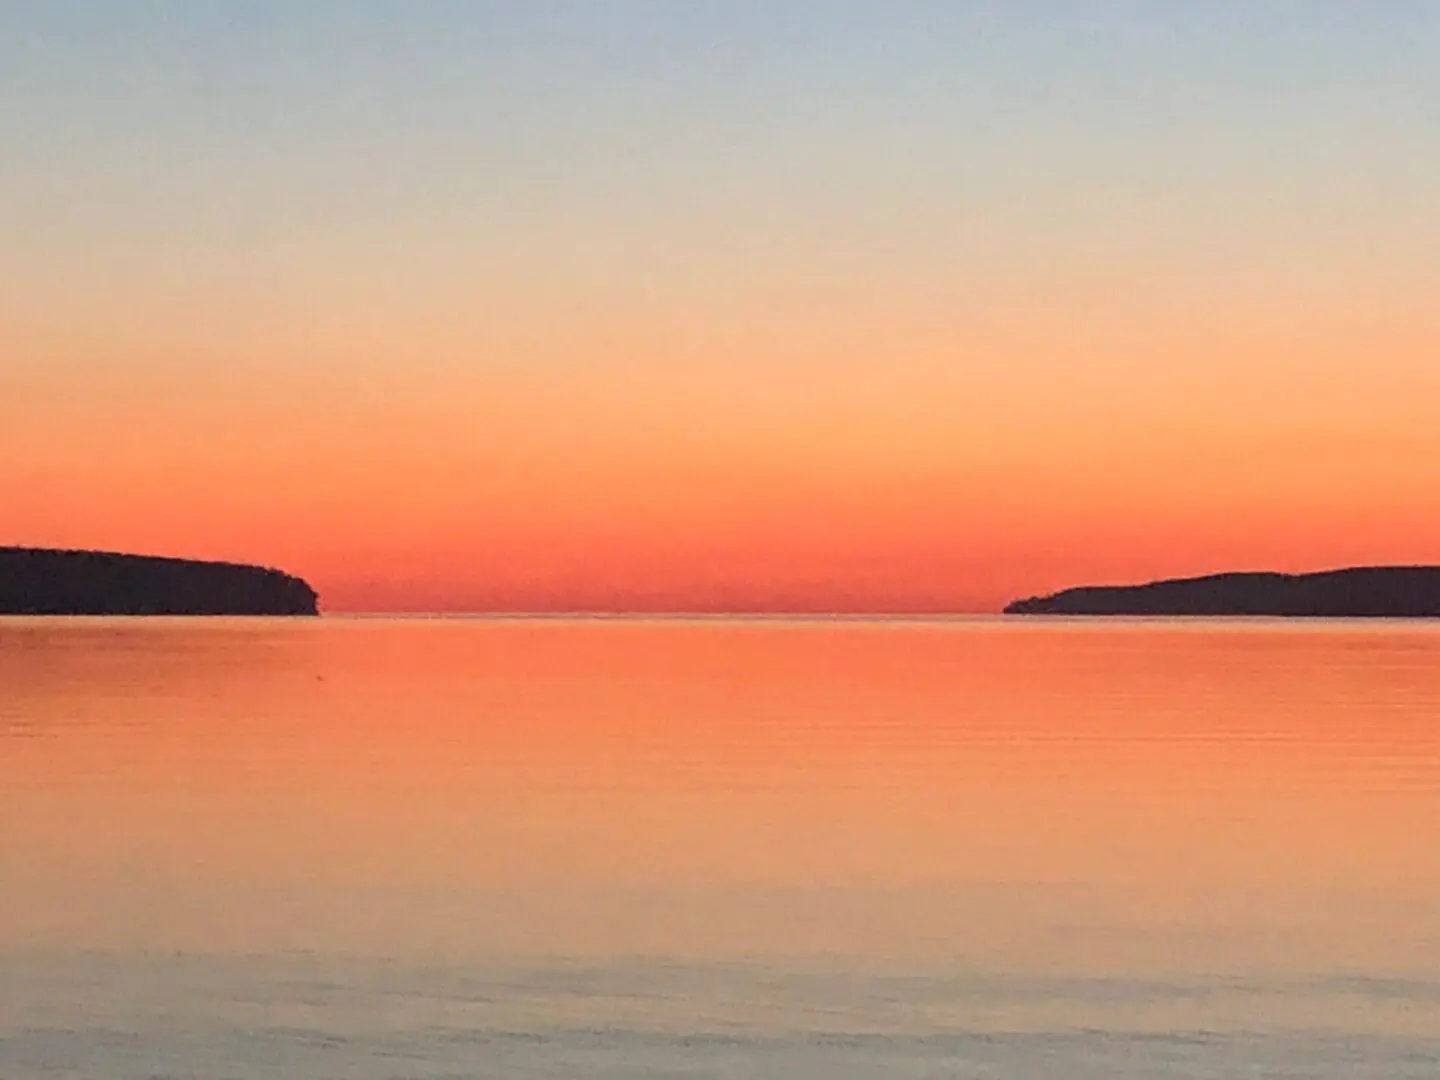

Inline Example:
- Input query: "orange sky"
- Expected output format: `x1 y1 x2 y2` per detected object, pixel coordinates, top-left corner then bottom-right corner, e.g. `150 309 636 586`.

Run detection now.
3 5 1439 611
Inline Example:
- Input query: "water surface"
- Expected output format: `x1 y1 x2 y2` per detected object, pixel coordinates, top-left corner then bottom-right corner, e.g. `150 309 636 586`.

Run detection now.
3 617 1439 1076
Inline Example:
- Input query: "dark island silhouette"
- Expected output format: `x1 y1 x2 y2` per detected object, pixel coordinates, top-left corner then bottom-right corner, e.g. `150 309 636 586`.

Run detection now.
1005 566 1440 618
0 547 318 616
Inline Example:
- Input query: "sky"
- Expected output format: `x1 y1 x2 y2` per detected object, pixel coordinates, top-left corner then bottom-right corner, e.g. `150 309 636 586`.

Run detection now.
3 1 1438 612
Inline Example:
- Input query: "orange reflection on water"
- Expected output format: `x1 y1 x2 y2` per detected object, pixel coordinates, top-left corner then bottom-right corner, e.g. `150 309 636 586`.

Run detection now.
2 617 1439 970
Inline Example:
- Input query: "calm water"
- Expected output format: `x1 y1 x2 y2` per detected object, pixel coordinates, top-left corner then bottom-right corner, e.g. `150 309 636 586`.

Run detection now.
3 616 1440 1077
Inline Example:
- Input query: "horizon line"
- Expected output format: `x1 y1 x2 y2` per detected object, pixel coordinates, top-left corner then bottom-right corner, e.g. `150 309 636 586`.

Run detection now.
319 610 1006 621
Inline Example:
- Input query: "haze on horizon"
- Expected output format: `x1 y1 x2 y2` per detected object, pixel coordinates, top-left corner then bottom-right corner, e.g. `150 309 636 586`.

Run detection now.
3 2 1438 613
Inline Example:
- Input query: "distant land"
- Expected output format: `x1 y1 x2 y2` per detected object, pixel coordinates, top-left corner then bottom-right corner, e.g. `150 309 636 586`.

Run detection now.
0 547 318 616
1005 567 1440 618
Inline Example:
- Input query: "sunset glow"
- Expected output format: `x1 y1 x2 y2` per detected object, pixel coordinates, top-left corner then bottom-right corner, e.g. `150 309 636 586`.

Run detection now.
5 3 1438 610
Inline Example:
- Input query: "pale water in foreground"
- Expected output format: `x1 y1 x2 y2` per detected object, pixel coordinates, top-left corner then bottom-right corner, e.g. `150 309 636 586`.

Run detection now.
2 617 1439 1077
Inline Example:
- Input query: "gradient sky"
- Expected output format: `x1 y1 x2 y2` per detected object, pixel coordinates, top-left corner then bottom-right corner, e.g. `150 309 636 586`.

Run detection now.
3 1 1438 611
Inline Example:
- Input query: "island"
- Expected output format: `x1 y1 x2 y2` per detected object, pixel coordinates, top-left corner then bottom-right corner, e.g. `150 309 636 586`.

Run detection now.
1005 566 1440 618
0 547 319 615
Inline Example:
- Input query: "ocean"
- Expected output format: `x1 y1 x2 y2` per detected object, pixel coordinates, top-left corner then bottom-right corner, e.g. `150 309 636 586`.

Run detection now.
3 616 1439 1077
